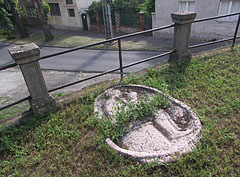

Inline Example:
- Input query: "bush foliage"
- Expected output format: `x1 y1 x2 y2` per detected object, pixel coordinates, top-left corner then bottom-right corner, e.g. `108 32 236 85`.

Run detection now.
87 0 154 15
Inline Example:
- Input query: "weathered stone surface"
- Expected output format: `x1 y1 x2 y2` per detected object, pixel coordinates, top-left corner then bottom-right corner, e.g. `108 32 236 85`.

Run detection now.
8 43 56 115
94 85 202 164
8 43 40 64
169 12 197 63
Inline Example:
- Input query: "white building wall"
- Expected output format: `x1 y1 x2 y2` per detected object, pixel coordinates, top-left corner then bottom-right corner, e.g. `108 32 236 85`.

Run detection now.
46 0 83 30
154 0 240 40
76 0 98 14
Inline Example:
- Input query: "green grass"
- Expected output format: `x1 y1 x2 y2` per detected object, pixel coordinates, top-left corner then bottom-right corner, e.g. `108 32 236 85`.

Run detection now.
0 97 29 121
0 33 168 51
97 93 170 143
0 48 239 176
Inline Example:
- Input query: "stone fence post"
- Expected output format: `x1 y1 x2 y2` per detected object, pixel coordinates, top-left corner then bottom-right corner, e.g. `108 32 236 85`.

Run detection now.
86 12 91 31
138 12 145 31
169 12 196 63
152 12 156 29
8 43 56 115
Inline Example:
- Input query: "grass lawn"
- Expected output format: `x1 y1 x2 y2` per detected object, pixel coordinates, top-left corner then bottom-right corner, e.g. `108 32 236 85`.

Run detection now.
0 97 29 121
0 48 239 176
0 33 168 51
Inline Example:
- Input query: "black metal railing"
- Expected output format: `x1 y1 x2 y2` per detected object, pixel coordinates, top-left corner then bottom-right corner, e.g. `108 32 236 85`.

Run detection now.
0 12 240 111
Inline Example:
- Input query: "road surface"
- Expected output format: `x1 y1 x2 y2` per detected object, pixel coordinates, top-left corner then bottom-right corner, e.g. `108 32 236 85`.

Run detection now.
0 43 168 73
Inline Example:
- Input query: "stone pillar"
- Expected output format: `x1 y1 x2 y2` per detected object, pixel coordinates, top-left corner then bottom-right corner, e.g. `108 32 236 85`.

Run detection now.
152 12 156 29
86 12 91 31
138 12 145 31
169 12 196 63
8 43 56 115
152 12 156 37
96 11 101 32
115 11 120 33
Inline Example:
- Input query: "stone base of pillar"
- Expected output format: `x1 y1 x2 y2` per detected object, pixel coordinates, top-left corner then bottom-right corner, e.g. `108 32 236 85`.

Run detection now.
30 96 56 116
169 51 192 63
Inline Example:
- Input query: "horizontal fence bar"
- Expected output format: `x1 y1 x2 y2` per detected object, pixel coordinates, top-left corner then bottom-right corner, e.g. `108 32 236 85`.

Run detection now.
40 24 175 61
39 12 240 62
48 51 173 93
189 36 240 49
48 67 120 92
193 12 240 23
2 11 240 111
122 51 173 69
0 96 30 111
0 62 17 71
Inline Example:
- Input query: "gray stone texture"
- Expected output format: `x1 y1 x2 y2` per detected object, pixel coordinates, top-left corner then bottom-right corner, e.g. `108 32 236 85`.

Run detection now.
170 12 197 63
94 85 202 164
8 43 56 115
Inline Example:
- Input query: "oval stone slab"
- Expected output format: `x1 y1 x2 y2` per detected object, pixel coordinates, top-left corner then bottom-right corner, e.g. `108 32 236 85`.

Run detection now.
94 85 202 164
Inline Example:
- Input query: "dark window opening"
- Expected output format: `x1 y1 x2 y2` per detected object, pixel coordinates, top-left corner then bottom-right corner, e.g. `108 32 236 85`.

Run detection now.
66 0 73 4
49 3 61 16
68 9 75 17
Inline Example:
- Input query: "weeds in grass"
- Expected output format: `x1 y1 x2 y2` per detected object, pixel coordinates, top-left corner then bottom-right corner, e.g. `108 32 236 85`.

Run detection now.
0 48 239 176
0 97 29 121
97 93 170 143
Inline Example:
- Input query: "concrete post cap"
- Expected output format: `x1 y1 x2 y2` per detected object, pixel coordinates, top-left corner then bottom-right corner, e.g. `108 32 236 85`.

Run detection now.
8 43 40 65
171 12 197 24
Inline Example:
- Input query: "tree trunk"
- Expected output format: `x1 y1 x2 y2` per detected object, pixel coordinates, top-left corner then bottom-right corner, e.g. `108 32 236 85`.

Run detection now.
7 0 29 38
33 0 54 41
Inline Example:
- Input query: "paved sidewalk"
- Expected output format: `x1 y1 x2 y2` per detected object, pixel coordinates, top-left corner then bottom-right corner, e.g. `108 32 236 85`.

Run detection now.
29 27 232 53
0 67 119 101
29 27 174 48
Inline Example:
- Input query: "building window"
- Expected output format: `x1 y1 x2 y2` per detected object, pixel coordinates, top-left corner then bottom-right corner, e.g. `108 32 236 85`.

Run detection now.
179 1 195 12
49 3 61 16
66 0 73 4
68 9 75 17
26 7 36 18
218 0 240 21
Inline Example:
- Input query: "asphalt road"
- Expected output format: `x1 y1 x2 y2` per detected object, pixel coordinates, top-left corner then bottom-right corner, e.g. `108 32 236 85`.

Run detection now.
0 43 167 73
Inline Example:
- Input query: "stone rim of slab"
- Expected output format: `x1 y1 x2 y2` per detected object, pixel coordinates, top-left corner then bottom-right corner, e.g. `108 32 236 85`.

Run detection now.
94 84 202 164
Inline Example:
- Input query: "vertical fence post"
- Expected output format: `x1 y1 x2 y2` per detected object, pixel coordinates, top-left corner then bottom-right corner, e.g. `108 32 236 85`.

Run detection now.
232 14 240 49
170 12 196 63
118 39 124 81
8 43 56 115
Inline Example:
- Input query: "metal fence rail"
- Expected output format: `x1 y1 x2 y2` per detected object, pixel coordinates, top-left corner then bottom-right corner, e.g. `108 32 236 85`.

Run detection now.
39 24 175 61
193 12 240 23
189 37 240 49
0 97 29 111
48 51 173 93
1 12 240 112
0 62 17 71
